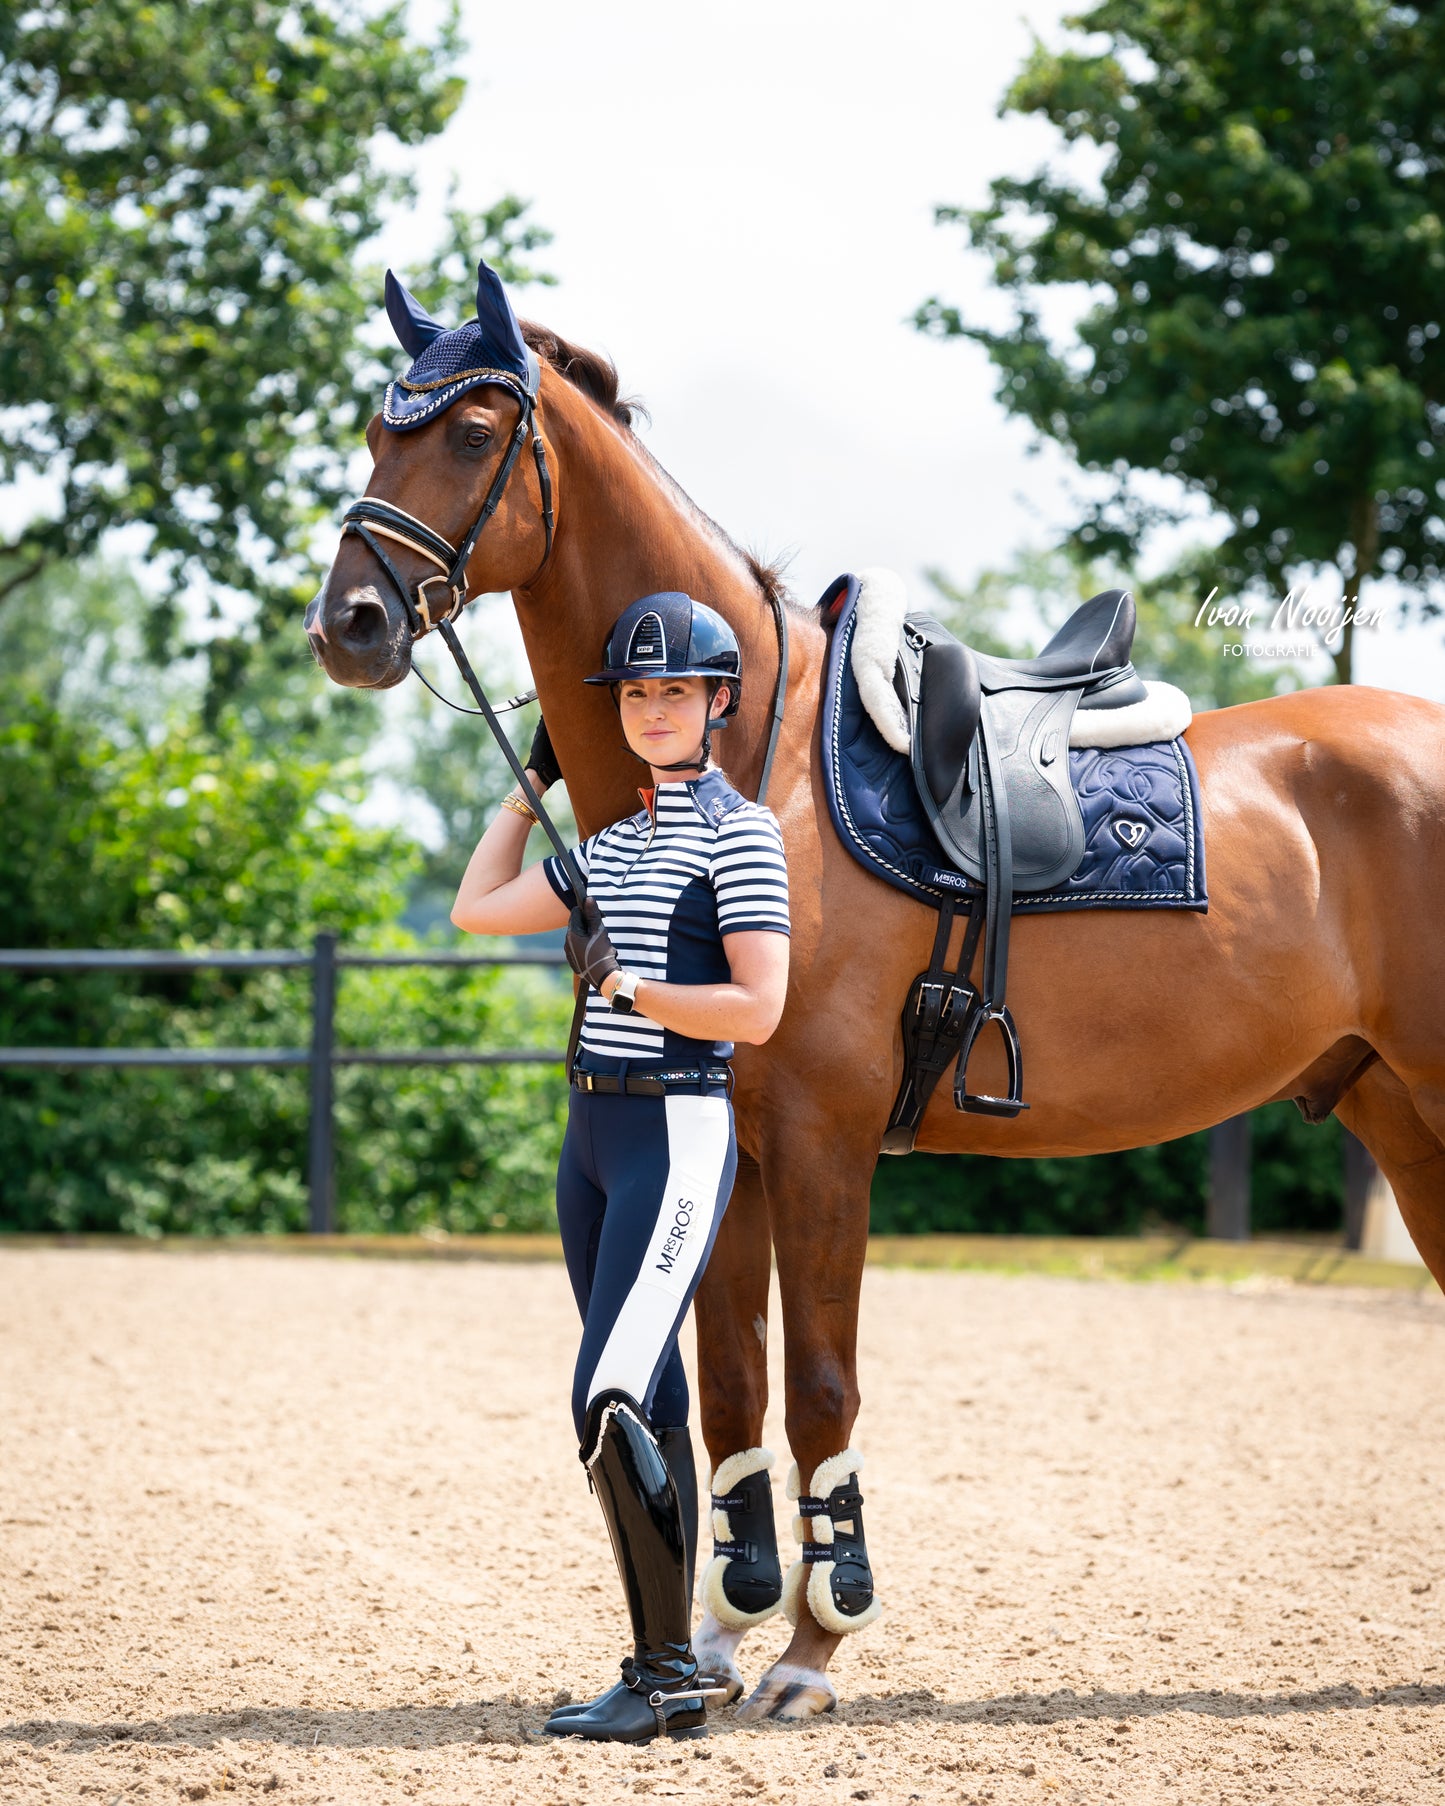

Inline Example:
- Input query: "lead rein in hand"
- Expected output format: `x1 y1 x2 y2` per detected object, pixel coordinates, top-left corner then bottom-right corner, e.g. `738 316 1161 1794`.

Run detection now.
437 617 587 902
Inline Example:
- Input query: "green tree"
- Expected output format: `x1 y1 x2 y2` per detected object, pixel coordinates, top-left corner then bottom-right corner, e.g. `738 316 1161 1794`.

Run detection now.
0 1 550 705
0 695 571 1234
870 1103 1343 1238
918 0 1445 682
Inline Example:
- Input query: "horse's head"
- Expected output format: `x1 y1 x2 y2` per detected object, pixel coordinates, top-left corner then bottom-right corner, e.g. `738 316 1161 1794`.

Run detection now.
306 259 555 689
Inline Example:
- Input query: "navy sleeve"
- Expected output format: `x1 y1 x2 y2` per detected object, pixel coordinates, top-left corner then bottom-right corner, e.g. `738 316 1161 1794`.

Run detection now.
542 837 592 909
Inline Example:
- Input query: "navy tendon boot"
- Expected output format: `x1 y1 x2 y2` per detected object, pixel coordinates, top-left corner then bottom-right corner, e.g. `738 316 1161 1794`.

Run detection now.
544 1396 724 1743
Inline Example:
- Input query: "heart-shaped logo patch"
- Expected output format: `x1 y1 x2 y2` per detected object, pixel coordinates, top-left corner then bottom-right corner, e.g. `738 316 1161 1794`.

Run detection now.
1113 819 1148 850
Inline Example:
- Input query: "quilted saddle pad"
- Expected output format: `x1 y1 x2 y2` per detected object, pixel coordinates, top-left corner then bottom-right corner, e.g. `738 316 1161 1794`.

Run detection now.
819 574 1207 915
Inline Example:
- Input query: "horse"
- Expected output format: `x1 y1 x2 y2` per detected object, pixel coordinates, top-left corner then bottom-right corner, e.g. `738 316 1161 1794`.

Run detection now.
305 286 1445 1722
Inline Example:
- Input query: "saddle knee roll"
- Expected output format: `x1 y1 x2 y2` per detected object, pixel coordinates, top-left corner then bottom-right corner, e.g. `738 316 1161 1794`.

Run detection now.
782 1448 882 1636
700 1447 784 1629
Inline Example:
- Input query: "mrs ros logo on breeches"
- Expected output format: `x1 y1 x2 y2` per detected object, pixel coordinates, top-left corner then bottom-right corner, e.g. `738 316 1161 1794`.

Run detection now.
656 1197 696 1276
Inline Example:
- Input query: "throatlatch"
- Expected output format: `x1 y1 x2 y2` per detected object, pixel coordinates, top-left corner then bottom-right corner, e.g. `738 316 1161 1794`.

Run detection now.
700 1448 784 1629
782 1449 881 1636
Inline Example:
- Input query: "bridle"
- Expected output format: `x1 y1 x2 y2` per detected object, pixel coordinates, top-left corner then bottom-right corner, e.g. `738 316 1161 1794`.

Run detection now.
335 346 581 913
339 350 554 640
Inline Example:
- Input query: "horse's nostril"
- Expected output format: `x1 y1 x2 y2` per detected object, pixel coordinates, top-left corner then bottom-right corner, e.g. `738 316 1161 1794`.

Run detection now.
335 596 390 654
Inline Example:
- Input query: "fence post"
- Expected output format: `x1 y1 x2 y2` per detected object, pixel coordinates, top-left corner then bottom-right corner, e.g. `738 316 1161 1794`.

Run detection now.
1207 1113 1251 1241
307 931 337 1234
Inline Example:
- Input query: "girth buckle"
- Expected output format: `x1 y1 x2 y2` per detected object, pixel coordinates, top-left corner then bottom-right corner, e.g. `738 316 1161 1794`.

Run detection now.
915 979 946 1037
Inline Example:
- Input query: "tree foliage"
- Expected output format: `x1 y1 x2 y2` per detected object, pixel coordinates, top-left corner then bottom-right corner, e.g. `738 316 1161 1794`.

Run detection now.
869 1104 1344 1238
0 693 571 1234
0 1 550 703
919 0 1445 680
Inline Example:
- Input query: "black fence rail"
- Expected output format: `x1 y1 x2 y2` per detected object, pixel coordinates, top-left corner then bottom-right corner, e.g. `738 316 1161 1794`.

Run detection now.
0 935 570 1232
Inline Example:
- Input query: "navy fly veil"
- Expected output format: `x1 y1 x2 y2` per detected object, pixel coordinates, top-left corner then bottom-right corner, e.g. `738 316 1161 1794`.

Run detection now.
382 260 538 431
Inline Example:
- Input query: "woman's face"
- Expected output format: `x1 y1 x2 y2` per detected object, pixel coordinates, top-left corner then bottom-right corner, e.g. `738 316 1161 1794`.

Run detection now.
617 675 731 772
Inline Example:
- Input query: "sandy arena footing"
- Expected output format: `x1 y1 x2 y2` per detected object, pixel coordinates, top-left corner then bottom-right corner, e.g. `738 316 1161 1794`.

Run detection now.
2 1248 1443 1803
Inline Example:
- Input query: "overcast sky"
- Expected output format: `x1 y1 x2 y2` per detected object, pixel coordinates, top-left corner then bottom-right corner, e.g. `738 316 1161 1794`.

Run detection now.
374 0 1445 703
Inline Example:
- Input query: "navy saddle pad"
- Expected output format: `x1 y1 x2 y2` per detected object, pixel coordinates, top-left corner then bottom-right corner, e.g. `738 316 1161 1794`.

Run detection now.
819 575 1207 914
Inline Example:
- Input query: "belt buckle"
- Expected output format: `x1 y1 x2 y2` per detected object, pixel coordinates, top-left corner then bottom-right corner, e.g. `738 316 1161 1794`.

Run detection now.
578 1072 595 1093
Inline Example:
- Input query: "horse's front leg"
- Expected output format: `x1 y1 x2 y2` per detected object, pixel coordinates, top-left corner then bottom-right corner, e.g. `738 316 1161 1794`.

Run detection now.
737 1114 878 1722
691 1151 784 1701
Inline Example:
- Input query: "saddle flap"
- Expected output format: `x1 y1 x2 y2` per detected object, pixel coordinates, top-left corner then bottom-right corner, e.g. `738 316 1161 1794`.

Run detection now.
929 687 1087 889
915 637 981 810
899 615 1088 892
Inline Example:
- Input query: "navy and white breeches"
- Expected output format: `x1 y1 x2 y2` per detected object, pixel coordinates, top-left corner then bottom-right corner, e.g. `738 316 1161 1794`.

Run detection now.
556 1086 738 1443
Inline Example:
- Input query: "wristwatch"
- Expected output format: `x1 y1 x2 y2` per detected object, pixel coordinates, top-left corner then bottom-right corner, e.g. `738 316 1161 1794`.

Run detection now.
608 971 641 1015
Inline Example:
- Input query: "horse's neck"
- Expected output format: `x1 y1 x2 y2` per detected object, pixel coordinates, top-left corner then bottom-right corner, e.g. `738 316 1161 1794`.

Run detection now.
513 377 814 836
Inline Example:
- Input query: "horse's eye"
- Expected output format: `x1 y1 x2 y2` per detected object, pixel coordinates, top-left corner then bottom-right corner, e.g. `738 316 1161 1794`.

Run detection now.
464 425 490 449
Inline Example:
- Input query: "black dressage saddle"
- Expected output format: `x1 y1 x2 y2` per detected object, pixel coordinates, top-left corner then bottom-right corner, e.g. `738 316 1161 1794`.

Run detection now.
889 589 1142 1124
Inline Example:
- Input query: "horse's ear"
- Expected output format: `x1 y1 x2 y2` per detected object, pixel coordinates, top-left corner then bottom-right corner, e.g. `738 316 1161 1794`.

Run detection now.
384 269 446 357
475 257 529 372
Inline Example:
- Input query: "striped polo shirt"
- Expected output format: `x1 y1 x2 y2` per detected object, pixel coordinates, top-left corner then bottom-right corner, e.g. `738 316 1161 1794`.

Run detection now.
542 768 790 1065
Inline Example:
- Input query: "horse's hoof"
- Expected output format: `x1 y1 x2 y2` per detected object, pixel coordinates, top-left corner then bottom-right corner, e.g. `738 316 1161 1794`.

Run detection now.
735 1660 838 1722
693 1612 747 1705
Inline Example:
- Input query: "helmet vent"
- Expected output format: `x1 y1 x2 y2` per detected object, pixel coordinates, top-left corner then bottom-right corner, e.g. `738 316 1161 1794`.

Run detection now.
625 611 668 668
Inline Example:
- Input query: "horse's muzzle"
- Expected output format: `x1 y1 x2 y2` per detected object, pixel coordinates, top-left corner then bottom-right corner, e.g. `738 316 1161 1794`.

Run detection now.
304 583 411 688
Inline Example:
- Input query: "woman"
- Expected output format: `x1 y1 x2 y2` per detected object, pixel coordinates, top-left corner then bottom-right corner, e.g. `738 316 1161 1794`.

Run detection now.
451 591 791 1743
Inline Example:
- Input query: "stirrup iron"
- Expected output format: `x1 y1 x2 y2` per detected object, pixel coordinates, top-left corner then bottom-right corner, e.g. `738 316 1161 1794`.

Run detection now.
954 999 1027 1117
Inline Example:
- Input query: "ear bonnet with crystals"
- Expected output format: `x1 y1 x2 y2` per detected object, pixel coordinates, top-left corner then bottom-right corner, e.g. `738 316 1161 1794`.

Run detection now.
381 259 541 431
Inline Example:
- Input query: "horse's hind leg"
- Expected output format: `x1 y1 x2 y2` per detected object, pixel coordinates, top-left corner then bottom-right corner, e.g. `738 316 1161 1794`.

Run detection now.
1334 1062 1445 1282
736 1131 877 1723
691 1152 782 1700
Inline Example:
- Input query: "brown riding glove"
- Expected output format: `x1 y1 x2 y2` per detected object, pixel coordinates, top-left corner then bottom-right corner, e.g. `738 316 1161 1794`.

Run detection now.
565 898 620 989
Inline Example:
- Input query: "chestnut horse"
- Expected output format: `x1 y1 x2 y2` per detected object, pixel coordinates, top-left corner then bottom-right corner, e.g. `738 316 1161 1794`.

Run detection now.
306 312 1445 1721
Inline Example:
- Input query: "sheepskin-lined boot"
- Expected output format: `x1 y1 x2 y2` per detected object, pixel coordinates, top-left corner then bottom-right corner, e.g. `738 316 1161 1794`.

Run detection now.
543 1396 724 1743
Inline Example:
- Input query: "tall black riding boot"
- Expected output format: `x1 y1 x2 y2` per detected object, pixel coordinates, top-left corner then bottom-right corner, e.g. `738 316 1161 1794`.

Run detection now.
544 1395 723 1743
656 1423 698 1603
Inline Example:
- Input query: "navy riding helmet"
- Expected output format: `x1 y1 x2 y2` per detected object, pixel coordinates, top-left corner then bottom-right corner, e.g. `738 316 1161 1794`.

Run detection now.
586 593 742 770
586 593 742 717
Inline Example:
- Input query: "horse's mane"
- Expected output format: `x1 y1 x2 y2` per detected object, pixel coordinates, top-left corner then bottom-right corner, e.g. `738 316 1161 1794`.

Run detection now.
520 319 797 615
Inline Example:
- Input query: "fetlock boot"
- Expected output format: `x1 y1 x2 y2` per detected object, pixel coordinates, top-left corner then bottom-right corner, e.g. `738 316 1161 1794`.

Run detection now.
544 1395 724 1743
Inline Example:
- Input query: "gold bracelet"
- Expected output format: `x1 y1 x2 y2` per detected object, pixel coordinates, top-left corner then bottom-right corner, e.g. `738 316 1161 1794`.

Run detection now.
499 792 539 825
